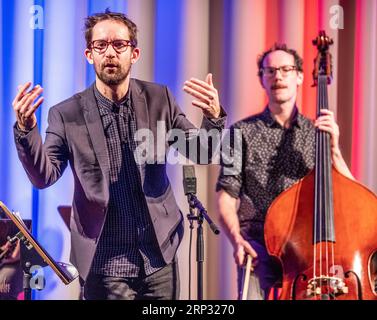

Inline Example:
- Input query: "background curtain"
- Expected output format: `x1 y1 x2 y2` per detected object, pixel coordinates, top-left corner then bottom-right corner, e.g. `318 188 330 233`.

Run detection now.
0 0 376 299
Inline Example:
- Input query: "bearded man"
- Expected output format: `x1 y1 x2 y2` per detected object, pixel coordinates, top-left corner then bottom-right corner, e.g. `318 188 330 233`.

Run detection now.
12 10 225 300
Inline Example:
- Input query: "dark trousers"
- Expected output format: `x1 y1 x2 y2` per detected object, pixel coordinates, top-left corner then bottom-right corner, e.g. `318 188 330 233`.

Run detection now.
83 261 179 300
237 240 282 300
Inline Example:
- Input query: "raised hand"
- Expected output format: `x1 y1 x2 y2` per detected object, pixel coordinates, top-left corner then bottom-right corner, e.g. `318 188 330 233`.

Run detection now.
183 73 221 119
12 82 44 131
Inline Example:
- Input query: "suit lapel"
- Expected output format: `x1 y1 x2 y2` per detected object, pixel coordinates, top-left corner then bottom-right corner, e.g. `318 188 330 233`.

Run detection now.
130 79 149 185
80 80 148 189
81 84 110 187
130 79 149 132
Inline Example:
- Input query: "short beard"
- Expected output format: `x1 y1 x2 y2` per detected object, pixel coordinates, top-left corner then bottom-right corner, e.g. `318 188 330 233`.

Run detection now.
94 63 130 86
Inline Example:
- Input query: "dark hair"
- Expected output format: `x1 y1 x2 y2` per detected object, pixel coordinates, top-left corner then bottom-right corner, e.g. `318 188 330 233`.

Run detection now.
84 8 138 48
257 43 303 78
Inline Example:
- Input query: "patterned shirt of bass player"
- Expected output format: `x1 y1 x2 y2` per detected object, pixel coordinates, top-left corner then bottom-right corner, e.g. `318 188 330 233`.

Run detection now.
216 107 315 244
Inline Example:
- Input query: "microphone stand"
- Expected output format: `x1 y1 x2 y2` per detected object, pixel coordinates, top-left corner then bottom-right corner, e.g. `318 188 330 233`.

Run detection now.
186 193 220 300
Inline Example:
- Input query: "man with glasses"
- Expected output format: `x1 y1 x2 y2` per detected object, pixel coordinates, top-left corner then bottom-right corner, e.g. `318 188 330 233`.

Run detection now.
216 44 353 299
12 10 225 300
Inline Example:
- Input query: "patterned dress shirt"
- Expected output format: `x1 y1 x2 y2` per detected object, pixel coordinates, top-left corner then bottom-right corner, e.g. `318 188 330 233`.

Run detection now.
90 85 165 277
216 107 315 244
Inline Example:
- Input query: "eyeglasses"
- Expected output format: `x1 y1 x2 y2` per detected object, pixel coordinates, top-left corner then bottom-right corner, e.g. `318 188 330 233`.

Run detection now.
260 65 297 78
90 39 135 54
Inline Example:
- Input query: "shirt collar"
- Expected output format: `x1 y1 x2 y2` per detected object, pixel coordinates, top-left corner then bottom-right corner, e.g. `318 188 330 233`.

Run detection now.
262 106 304 129
94 84 131 114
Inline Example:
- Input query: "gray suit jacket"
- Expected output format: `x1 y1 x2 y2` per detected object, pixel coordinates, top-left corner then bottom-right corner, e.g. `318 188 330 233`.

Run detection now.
14 79 225 281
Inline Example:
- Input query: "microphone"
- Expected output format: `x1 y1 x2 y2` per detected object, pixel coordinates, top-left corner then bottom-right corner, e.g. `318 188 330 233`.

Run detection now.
182 165 220 235
183 165 197 195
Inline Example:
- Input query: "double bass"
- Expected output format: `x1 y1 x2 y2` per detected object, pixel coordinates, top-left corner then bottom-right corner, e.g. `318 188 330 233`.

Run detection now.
264 31 377 300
